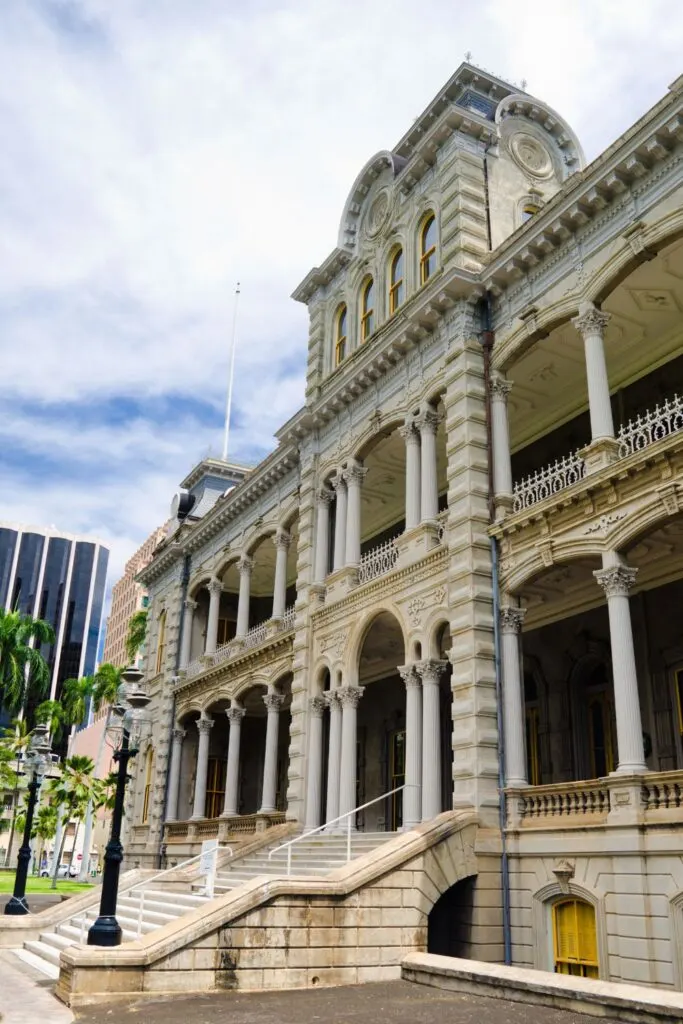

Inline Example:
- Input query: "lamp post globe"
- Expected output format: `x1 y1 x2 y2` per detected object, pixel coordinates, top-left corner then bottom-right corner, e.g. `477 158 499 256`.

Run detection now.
4 725 54 916
87 669 151 947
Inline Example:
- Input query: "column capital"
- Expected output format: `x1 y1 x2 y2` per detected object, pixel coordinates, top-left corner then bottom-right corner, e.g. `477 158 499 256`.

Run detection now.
316 487 335 506
338 685 363 709
490 372 513 401
196 715 214 735
273 530 291 551
398 422 420 445
500 606 527 634
184 597 198 611
226 706 246 724
309 695 327 718
416 659 448 686
238 555 254 577
207 577 223 596
343 462 367 486
572 302 610 337
331 471 346 493
398 664 421 688
323 690 340 710
415 408 440 435
172 727 186 744
264 693 285 713
594 564 638 598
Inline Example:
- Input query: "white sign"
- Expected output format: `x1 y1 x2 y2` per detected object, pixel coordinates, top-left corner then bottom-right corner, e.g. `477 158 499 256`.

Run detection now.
199 839 218 898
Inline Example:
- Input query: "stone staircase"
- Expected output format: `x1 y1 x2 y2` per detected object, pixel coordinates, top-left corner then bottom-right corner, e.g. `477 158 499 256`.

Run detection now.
14 831 394 980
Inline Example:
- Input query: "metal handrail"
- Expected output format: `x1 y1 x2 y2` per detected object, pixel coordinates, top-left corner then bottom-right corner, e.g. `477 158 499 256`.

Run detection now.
268 785 408 876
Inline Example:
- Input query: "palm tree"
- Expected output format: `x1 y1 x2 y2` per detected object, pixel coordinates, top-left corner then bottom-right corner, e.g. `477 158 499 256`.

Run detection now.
61 675 95 728
2 718 31 867
34 803 57 874
126 609 148 665
35 699 67 742
0 608 55 715
47 755 102 888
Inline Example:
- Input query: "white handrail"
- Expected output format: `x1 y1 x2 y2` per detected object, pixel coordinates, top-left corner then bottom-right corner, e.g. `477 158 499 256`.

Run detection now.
268 785 408 876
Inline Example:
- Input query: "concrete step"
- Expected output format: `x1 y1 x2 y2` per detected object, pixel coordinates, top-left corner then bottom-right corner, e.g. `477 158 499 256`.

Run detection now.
38 931 76 952
57 922 92 943
120 893 207 914
24 938 61 967
127 889 209 908
118 896 189 918
12 946 60 980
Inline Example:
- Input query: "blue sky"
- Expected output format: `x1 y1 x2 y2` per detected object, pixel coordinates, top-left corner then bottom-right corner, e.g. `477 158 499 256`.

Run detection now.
1 0 682 598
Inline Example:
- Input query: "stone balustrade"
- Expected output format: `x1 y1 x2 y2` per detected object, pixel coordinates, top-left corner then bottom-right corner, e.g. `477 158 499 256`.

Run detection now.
357 535 399 585
164 811 287 844
184 608 297 680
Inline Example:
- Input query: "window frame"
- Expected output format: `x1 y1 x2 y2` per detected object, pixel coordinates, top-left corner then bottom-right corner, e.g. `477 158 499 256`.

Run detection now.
419 212 437 286
334 303 348 366
389 247 404 314
360 278 375 342
552 898 599 979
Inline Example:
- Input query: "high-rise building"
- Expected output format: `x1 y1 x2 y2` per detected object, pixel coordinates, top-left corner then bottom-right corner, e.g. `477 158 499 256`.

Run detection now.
102 523 169 670
0 522 109 705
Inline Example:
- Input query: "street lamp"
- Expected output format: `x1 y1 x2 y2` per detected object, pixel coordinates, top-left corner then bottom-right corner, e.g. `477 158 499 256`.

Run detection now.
87 666 151 947
4 724 55 915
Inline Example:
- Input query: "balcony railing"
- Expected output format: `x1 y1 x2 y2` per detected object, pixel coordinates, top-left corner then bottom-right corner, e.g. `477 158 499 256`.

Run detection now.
358 535 399 586
511 392 683 514
185 606 297 679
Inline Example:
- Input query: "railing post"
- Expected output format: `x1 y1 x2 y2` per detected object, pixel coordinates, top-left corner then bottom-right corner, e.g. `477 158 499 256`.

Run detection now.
346 814 351 863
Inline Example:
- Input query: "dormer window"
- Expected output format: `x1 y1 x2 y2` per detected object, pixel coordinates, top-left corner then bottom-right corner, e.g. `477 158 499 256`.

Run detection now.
389 248 404 314
335 304 347 366
419 213 437 285
360 278 375 342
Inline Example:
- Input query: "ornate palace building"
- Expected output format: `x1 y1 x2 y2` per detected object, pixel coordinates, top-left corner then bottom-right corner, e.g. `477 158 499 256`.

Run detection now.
105 63 683 997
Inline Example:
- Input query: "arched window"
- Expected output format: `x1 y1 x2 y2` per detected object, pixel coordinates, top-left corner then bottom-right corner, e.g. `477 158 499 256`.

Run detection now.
360 278 375 342
419 213 437 285
553 899 599 978
389 248 404 314
141 747 154 824
155 610 167 675
335 304 347 366
522 204 540 223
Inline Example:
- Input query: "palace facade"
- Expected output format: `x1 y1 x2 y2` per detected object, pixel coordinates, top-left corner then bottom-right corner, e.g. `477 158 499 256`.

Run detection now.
126 64 683 989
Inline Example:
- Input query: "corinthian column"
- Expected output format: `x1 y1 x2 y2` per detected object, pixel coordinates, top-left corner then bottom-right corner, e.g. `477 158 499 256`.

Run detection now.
416 408 440 523
235 556 254 638
594 558 647 774
490 374 514 520
179 598 197 670
304 696 327 830
205 578 223 656
418 660 447 820
400 423 421 530
324 691 342 826
259 693 285 813
166 727 185 822
314 489 334 583
338 686 363 826
222 705 245 816
332 473 347 572
191 714 213 819
572 303 614 442
271 531 291 621
399 665 422 829
500 604 528 787
344 461 367 567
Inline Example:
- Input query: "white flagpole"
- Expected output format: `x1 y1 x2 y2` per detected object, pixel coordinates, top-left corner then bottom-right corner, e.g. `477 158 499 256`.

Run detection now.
222 282 241 462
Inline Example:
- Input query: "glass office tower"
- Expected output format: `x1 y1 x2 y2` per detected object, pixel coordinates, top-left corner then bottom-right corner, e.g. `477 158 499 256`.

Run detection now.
0 522 109 705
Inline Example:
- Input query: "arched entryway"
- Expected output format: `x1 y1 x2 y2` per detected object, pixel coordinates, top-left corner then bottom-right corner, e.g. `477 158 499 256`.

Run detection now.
428 876 476 957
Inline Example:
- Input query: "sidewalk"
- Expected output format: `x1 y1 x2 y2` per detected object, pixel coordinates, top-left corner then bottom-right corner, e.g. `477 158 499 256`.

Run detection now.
0 951 73 1024
72 980 621 1023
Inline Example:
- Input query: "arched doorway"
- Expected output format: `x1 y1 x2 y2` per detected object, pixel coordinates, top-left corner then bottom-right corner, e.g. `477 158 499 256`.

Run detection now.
357 611 406 831
427 876 476 957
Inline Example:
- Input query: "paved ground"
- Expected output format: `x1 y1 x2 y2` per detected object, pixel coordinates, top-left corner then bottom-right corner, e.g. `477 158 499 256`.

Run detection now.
0 951 73 1024
73 980 622 1024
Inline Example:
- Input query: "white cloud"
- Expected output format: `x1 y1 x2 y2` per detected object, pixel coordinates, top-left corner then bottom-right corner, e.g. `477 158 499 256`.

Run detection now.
1 0 682 608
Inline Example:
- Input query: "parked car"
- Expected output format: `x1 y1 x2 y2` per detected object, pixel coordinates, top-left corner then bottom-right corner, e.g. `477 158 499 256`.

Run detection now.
40 863 78 878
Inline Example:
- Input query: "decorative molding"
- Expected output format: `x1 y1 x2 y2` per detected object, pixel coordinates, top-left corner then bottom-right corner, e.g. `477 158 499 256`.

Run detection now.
593 564 638 598
500 606 526 634
571 303 610 337
584 511 628 536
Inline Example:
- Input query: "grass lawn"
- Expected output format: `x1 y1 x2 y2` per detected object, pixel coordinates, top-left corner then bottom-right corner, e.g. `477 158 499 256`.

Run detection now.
0 874 94 894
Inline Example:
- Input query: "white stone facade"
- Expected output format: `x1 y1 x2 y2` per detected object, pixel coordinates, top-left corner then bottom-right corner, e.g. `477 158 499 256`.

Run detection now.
126 63 683 989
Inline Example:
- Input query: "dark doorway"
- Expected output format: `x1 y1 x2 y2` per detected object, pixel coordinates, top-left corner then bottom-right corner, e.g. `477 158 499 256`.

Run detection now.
427 876 476 957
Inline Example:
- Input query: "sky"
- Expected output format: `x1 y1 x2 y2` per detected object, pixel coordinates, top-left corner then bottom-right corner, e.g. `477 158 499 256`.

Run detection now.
1 0 682 611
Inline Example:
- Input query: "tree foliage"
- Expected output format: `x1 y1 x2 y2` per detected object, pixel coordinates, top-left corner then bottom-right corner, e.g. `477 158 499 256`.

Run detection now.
126 609 148 664
0 608 55 715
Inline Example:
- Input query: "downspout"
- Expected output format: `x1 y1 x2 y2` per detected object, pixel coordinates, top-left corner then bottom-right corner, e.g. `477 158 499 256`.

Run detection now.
158 552 191 868
479 292 512 966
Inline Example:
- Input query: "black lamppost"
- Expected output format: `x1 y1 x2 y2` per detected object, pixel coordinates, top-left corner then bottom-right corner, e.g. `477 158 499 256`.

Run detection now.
87 667 151 947
4 724 55 915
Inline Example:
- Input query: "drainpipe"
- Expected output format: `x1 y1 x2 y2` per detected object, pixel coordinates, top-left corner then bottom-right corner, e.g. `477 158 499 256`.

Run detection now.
158 553 191 868
479 293 512 966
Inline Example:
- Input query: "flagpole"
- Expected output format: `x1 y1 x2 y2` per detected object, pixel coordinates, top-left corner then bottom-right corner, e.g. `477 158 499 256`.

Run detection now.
222 282 241 462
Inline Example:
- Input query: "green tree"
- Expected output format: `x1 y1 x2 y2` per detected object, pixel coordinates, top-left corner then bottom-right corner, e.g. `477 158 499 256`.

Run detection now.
1 718 31 867
35 699 67 742
0 608 55 715
47 755 103 888
34 803 58 873
126 609 148 664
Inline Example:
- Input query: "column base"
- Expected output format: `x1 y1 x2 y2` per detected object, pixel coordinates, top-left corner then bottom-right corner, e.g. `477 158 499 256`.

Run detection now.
200 653 215 669
395 522 441 568
4 895 29 915
308 583 326 606
324 566 359 602
494 493 514 523
607 774 646 825
266 619 282 638
87 915 122 947
580 437 620 475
